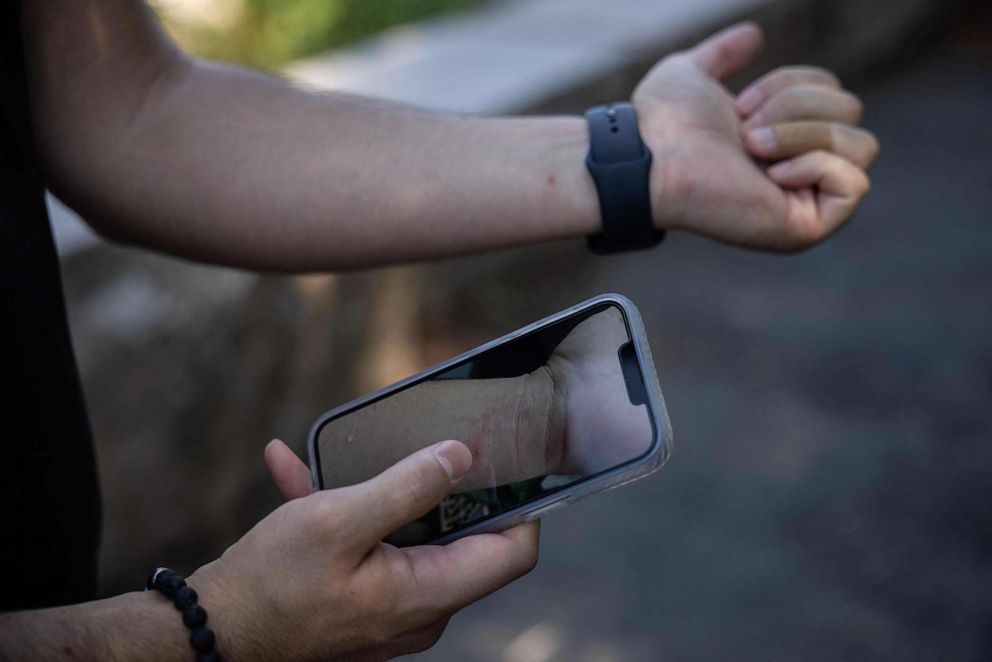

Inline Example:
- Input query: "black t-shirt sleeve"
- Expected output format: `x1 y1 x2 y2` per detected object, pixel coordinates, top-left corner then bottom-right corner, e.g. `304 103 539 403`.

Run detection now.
0 3 102 610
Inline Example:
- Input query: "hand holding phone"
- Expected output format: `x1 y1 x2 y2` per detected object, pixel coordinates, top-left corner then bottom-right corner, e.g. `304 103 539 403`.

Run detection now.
309 294 672 546
190 439 539 661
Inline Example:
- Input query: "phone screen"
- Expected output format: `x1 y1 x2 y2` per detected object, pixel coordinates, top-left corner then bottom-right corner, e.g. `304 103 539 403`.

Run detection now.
313 302 655 545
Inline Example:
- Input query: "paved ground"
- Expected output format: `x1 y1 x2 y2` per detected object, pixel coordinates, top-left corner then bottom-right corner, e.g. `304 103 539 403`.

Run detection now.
410 34 992 662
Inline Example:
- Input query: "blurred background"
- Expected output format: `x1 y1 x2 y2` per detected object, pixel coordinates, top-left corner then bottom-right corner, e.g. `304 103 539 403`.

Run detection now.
51 0 992 660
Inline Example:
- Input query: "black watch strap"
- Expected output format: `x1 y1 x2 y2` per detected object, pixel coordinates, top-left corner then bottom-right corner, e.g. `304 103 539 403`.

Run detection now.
584 102 664 254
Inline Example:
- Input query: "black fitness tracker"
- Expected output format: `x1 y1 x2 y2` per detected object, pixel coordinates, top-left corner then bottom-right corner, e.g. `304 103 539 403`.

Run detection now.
584 102 664 254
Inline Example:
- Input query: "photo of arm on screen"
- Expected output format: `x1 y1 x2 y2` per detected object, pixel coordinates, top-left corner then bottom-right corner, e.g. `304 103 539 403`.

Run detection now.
318 307 652 492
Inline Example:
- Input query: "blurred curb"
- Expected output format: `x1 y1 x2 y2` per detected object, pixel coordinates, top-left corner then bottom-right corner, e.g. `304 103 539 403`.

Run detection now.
287 0 966 115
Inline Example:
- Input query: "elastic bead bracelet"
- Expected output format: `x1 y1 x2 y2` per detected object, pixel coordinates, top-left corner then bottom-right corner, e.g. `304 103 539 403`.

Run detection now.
145 567 221 662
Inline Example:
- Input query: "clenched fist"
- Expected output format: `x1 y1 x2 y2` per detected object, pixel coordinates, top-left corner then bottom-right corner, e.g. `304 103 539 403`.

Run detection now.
634 22 879 252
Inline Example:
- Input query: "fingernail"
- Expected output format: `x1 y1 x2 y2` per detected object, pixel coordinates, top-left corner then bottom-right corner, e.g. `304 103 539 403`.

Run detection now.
743 112 765 130
737 87 762 114
433 440 471 483
747 126 776 151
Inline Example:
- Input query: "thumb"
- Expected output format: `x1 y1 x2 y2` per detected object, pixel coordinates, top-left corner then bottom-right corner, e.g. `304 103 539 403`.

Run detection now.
688 21 764 80
264 439 314 501
344 440 473 550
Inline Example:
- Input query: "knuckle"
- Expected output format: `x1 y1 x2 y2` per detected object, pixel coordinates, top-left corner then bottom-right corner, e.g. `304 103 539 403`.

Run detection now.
766 65 795 85
806 65 842 87
778 217 827 253
856 172 871 197
775 85 820 114
712 41 734 67
768 65 839 90
306 492 347 529
864 132 881 164
795 221 825 245
515 543 540 577
843 91 864 120
843 164 871 199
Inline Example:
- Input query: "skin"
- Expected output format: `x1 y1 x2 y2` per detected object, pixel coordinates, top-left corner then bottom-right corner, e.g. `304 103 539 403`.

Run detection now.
0 441 539 661
545 308 653 476
20 9 877 270
317 308 648 492
318 372 566 492
633 33 878 250
2 1 879 658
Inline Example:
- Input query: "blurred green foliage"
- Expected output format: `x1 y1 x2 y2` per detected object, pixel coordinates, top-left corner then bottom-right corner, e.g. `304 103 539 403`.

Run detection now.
159 0 472 71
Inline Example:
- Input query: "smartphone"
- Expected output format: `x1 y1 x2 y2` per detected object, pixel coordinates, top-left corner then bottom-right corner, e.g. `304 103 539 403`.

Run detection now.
308 293 672 546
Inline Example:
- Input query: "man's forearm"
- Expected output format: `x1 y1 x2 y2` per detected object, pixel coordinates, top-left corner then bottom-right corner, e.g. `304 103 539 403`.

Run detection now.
319 369 566 491
23 0 600 271
0 591 191 661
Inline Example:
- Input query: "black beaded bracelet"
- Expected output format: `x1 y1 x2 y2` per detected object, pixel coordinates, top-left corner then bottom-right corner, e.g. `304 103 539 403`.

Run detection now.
145 567 221 662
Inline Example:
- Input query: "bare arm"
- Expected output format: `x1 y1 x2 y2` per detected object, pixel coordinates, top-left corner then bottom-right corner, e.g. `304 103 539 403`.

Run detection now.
318 307 651 490
318 370 564 491
22 0 598 272
23 5 878 272
2 443 541 661
0 592 189 661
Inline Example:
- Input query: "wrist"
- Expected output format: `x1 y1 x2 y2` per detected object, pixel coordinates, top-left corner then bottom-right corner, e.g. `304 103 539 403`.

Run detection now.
104 591 192 662
537 116 602 238
186 564 251 662
518 366 568 477
580 102 666 251
631 97 682 232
